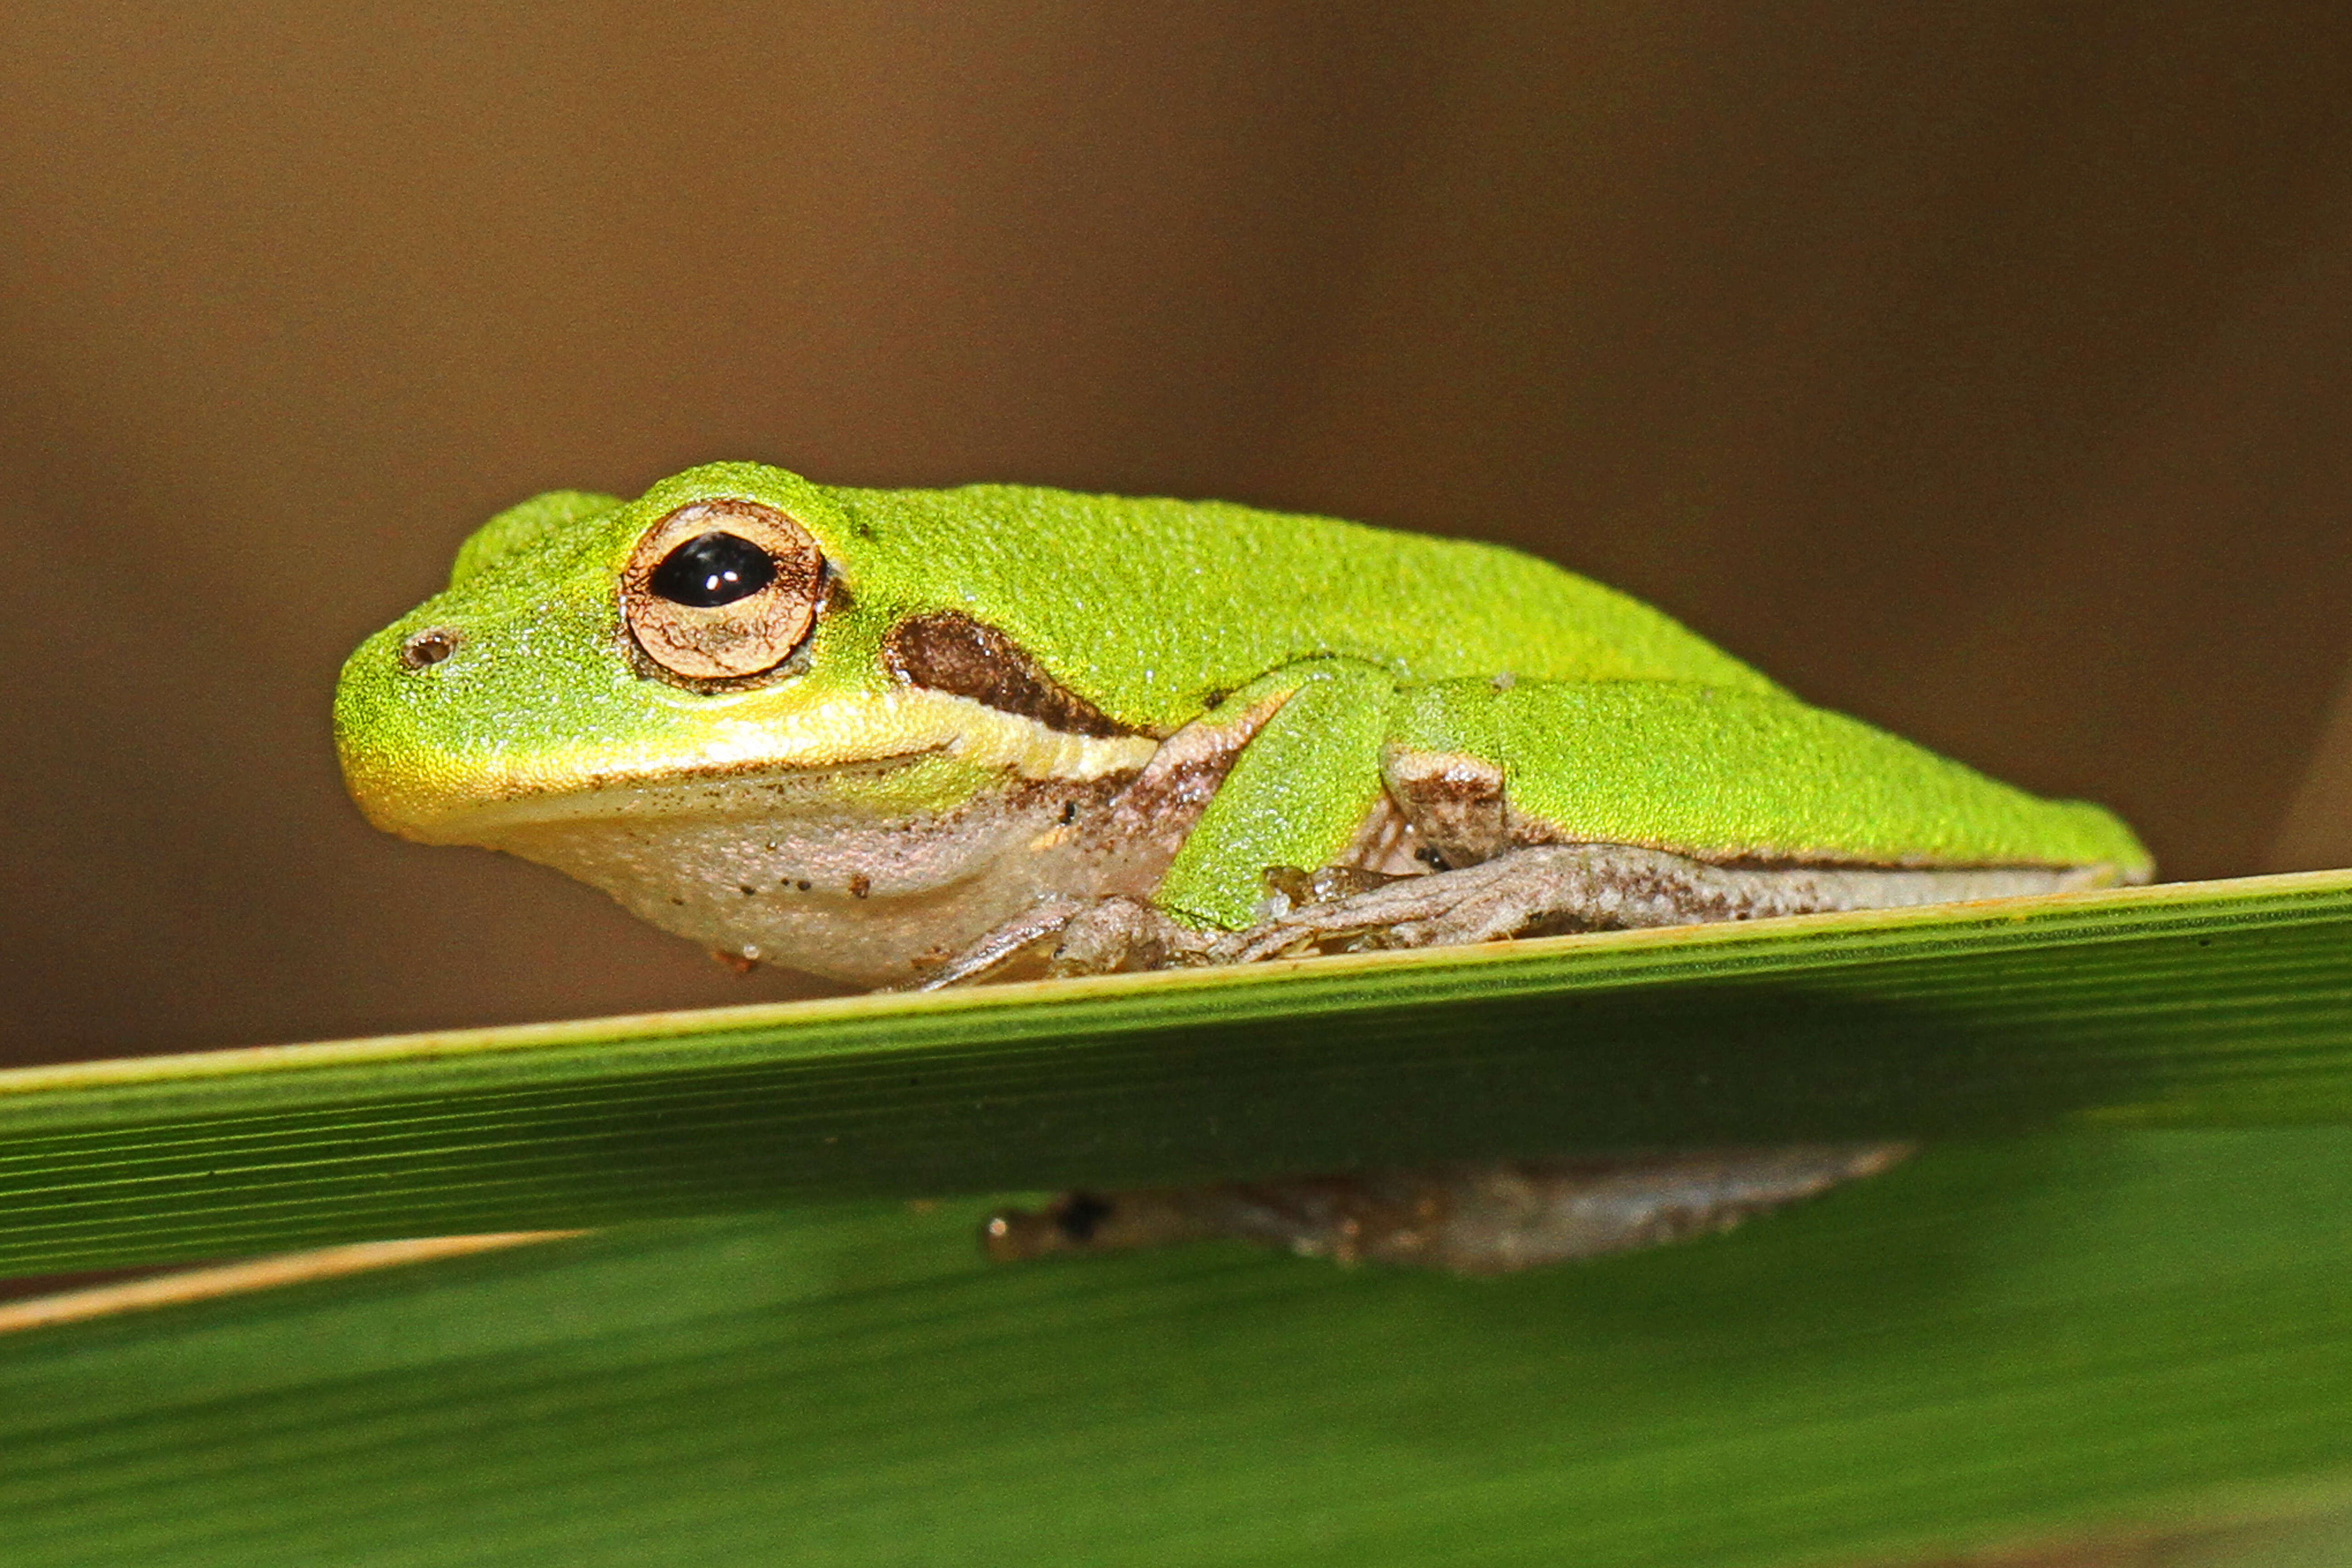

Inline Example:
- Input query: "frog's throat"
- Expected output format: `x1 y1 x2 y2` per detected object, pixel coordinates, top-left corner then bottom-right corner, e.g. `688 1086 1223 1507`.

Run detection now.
351 686 1162 842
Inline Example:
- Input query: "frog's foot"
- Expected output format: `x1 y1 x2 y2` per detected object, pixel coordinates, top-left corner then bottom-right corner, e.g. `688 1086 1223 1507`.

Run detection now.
1216 843 2114 964
917 897 1216 988
1045 896 1217 976
913 899 1083 988
983 1143 1912 1274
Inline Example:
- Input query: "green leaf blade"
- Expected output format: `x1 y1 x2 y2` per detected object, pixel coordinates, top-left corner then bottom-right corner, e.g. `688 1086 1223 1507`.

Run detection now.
4 1132 2350 1567
4 872 2352 1274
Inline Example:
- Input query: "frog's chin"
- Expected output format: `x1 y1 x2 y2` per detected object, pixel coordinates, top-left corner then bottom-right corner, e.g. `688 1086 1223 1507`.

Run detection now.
465 769 1180 989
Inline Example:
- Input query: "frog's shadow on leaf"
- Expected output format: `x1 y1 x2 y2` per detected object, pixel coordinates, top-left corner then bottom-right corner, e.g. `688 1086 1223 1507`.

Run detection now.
1093 1134 2088 1401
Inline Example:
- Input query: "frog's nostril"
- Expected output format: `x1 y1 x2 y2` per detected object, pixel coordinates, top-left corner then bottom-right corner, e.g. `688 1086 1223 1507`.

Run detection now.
399 627 462 669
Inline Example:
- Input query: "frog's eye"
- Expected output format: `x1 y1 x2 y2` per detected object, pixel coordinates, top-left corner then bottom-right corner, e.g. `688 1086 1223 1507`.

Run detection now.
622 500 824 681
649 533 777 607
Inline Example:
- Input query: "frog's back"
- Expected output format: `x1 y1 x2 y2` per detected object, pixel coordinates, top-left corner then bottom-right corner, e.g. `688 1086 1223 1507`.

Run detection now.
831 482 1776 731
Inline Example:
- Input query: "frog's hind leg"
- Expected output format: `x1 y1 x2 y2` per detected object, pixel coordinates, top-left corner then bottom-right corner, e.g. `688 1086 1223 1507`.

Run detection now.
1217 842 2113 964
1214 672 2133 961
984 1143 1911 1274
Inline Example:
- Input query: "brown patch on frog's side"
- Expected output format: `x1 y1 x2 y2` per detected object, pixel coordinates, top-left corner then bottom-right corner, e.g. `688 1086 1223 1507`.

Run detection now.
881 612 1138 740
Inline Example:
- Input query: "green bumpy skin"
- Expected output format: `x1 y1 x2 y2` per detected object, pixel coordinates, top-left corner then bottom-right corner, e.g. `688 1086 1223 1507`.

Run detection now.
335 461 2150 976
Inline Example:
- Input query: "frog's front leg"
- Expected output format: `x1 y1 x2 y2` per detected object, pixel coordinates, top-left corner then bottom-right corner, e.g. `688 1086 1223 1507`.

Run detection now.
920 657 1400 985
1144 657 1403 932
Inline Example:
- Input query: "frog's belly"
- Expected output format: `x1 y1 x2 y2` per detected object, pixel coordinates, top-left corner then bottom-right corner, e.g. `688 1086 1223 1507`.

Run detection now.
481 770 1185 987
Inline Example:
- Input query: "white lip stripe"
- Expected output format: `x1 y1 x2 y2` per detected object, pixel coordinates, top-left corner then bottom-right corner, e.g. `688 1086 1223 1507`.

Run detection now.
616 687 1158 781
402 687 1164 833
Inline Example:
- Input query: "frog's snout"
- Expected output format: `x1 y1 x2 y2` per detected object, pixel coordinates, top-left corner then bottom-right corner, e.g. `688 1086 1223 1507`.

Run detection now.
333 619 488 842
398 626 463 669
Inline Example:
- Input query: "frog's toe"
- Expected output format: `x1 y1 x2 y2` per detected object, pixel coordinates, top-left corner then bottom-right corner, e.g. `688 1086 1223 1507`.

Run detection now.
913 899 1086 989
1046 897 1213 977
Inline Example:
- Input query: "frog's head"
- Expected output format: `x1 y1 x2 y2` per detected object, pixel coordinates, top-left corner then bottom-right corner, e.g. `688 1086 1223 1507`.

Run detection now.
333 461 1153 852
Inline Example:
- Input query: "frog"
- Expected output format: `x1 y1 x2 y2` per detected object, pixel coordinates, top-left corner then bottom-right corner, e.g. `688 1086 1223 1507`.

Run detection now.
336 461 2149 985
335 461 2151 1270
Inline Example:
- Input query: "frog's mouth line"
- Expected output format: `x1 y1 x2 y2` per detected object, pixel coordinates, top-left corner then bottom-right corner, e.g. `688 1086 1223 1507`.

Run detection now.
341 686 1161 842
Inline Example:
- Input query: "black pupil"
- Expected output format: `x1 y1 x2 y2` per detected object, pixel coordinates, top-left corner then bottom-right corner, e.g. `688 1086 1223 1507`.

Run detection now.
649 532 778 607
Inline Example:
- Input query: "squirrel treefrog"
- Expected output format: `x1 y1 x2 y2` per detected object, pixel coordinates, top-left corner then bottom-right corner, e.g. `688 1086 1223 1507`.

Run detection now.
337 461 2148 987
336 462 2149 1270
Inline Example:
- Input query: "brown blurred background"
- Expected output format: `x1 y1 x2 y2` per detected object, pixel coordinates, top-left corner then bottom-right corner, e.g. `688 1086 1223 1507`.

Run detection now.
4 3 2352 1068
